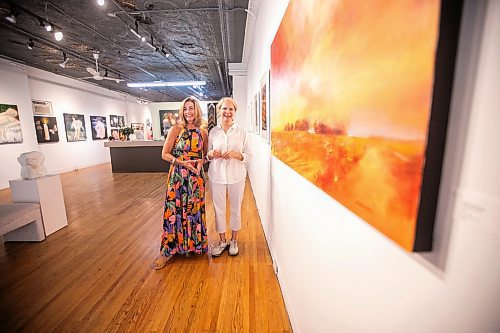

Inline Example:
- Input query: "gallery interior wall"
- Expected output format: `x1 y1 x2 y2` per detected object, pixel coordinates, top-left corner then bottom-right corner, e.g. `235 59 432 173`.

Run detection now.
0 60 150 189
243 0 500 332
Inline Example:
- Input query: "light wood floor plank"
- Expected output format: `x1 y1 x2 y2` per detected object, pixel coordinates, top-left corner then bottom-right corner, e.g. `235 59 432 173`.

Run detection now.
0 163 291 332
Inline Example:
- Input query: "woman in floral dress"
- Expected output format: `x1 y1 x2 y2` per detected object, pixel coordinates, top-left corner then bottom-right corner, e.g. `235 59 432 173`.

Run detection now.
153 97 208 269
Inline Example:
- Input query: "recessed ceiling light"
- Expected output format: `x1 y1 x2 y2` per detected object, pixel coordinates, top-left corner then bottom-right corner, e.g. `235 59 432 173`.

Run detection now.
127 81 206 88
97 0 105 6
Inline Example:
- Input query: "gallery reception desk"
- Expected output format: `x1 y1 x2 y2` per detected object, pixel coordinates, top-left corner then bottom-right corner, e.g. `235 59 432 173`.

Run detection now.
104 141 170 173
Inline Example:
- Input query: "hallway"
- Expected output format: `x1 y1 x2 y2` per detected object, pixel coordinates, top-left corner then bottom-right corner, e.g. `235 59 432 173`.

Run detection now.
0 164 291 332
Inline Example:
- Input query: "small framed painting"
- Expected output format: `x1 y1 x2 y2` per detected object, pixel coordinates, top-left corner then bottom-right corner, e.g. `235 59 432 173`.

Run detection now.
34 116 59 143
90 115 108 140
0 103 23 144
32 100 53 116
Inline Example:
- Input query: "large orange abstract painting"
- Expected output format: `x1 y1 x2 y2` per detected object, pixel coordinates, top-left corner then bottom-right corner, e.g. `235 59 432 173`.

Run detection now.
271 0 462 251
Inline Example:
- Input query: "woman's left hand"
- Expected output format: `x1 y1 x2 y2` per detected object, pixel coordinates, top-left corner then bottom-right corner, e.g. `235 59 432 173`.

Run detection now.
222 151 243 161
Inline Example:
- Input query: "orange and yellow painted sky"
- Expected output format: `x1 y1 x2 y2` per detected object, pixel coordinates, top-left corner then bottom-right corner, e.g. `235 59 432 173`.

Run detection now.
271 0 441 141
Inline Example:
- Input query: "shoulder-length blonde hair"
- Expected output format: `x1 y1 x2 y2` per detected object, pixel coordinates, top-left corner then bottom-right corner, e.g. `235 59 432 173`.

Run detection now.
179 96 203 127
216 97 238 115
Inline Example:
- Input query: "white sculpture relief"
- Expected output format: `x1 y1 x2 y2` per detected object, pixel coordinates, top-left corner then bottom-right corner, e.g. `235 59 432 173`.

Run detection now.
17 151 47 179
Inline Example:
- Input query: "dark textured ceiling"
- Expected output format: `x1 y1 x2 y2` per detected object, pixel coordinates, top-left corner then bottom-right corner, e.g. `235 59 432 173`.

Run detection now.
0 0 249 102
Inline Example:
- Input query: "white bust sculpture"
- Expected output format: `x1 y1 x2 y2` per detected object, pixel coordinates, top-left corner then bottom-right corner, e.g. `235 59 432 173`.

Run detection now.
17 151 47 179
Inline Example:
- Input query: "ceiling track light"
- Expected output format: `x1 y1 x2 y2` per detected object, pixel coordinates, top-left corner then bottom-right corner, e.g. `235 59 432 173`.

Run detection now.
160 46 170 58
4 10 18 24
54 30 63 41
27 38 34 50
45 23 53 32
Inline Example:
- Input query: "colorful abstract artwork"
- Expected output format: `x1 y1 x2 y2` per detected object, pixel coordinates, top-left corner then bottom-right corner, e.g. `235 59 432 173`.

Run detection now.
34 116 59 143
271 0 462 251
0 104 23 144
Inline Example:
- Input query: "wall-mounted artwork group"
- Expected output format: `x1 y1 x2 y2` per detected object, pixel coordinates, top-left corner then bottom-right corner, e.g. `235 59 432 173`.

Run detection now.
271 0 462 251
1 99 129 144
0 104 23 144
110 114 125 140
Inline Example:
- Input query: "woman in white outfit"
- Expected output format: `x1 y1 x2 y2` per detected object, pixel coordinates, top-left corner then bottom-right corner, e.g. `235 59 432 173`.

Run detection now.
207 97 251 256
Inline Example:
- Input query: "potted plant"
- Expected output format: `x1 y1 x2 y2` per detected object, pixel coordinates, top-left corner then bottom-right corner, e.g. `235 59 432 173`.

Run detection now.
119 126 134 141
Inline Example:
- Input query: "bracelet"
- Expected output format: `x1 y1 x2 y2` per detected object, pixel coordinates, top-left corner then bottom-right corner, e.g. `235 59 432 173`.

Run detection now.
172 157 176 164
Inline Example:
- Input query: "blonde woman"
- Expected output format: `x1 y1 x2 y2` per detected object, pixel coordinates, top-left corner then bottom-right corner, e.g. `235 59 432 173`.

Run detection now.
207 97 251 256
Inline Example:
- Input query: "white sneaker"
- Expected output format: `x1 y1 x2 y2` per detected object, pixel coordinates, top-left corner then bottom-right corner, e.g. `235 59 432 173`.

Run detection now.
211 241 228 257
229 240 239 256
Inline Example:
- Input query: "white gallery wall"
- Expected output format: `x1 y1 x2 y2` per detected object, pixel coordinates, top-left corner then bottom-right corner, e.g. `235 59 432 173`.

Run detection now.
0 60 151 189
244 0 500 332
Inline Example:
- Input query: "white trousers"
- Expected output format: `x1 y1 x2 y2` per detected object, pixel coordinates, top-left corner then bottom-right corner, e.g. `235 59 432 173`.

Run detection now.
210 179 246 234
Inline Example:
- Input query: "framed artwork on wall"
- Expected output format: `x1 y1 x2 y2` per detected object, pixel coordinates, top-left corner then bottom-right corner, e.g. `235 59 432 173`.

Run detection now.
90 115 108 140
110 128 120 140
270 0 463 251
253 92 260 134
0 103 23 144
63 113 87 142
159 110 178 137
109 114 125 128
131 123 144 139
247 103 253 133
32 100 53 116
207 102 217 133
260 70 270 143
34 116 59 143
110 115 118 128
146 118 153 140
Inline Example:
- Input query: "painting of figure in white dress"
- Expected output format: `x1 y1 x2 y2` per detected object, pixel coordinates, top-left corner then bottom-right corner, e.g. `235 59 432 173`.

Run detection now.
90 116 108 140
63 113 87 142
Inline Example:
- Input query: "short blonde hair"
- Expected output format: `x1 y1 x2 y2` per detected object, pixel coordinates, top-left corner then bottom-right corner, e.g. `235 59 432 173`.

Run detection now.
216 97 238 115
179 96 203 127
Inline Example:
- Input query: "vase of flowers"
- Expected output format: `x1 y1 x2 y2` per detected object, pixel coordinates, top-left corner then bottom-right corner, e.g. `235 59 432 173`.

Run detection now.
119 126 134 141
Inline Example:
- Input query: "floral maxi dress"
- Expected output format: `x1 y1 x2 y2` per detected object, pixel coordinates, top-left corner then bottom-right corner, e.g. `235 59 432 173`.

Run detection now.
160 127 208 256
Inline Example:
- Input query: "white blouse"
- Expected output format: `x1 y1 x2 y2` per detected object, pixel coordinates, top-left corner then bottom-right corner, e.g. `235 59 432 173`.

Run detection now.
207 123 251 184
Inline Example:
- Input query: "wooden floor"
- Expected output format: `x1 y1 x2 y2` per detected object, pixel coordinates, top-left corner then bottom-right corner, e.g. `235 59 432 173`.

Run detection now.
0 164 291 332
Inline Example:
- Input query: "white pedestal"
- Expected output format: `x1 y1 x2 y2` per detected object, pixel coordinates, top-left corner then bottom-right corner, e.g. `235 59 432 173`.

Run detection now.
9 175 68 236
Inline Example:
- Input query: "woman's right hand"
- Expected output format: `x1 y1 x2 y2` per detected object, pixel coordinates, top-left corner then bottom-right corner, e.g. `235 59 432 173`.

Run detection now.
179 160 199 174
